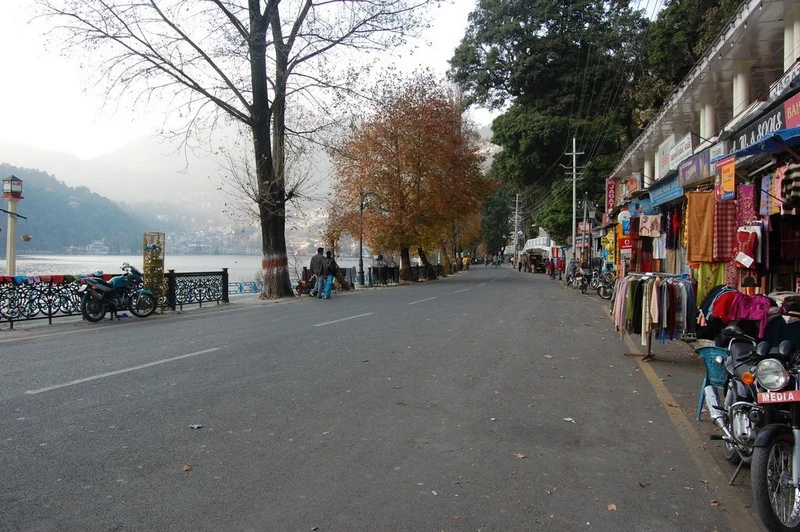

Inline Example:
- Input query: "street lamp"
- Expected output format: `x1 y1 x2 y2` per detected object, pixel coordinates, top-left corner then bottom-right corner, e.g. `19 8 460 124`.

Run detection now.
3 176 23 276
358 187 380 286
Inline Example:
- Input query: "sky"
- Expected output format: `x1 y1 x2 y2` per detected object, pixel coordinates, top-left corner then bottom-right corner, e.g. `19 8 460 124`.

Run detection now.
0 1 488 208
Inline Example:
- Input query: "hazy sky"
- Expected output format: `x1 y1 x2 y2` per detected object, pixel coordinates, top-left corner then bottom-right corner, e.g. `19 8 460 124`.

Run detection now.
0 1 486 159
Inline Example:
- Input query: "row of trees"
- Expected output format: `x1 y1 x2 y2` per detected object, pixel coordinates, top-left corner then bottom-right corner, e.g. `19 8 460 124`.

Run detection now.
449 0 741 245
327 74 494 280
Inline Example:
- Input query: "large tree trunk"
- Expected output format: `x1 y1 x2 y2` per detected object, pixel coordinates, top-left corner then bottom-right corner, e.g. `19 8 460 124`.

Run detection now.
251 3 293 299
438 239 449 278
417 247 438 280
399 247 413 281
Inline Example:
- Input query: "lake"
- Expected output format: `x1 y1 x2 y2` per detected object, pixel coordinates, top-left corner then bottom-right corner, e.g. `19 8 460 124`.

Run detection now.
8 254 369 283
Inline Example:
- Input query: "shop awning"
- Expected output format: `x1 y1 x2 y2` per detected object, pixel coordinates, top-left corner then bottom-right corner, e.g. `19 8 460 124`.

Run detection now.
731 126 800 159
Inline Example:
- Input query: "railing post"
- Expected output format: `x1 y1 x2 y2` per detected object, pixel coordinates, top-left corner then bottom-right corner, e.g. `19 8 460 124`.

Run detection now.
222 268 229 303
166 269 177 311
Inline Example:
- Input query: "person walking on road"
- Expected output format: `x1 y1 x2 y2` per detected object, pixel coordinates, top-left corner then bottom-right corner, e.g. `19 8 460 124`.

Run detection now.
322 250 339 299
310 247 325 298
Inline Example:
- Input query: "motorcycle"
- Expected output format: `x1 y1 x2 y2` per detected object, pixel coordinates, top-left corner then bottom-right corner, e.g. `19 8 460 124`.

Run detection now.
749 339 800 530
78 263 157 322
703 325 760 482
596 269 615 300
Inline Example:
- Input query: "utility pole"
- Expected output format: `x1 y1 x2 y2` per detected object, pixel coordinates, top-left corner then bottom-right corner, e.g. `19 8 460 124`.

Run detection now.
566 138 584 263
514 193 520 265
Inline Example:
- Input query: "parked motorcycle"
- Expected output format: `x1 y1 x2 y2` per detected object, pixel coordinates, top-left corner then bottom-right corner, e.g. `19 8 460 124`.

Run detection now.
78 263 157 322
749 340 800 530
703 326 760 481
596 270 615 300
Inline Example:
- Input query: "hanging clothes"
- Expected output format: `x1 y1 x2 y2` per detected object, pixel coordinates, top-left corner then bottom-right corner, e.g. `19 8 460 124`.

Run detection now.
713 199 736 262
686 191 715 263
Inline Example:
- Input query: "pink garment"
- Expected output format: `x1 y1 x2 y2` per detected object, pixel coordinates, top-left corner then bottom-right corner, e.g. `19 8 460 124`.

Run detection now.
728 293 773 338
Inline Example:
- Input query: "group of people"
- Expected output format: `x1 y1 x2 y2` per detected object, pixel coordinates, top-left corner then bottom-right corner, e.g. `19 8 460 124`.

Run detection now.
309 247 340 299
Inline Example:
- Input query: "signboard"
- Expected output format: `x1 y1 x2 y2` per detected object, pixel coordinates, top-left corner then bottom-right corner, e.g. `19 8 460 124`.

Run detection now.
605 177 617 213
715 156 736 201
669 132 694 169
678 149 712 187
786 92 800 128
709 140 729 162
656 134 678 180
628 197 657 216
648 174 684 206
770 60 800 102
734 105 784 152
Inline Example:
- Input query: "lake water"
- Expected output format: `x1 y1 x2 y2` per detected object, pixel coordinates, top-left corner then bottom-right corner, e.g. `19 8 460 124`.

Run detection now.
8 254 368 283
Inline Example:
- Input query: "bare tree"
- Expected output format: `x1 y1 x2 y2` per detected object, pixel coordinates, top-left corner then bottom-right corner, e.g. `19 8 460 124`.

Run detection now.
36 0 440 298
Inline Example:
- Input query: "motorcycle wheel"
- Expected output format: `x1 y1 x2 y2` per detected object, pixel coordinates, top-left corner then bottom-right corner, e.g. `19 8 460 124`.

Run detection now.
129 293 157 318
751 432 800 530
597 283 612 300
81 295 106 322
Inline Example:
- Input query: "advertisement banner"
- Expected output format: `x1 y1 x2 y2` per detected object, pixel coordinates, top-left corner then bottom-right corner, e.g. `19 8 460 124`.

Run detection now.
715 156 736 201
678 149 712 187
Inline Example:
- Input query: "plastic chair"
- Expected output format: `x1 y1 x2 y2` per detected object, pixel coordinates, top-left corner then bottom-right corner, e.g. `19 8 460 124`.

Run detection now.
695 346 729 421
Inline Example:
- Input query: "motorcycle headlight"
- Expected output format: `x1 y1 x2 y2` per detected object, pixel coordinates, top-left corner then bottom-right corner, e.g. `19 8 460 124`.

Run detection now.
755 358 790 391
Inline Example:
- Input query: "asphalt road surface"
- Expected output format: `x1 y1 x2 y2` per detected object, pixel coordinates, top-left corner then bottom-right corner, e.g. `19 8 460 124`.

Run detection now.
0 265 763 531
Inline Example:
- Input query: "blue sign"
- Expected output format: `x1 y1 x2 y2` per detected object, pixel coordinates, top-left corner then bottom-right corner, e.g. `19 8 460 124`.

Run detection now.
648 175 684 206
678 149 711 187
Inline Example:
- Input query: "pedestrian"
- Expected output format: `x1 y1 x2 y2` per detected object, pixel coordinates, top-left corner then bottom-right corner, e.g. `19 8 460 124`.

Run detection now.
322 250 339 299
310 247 325 298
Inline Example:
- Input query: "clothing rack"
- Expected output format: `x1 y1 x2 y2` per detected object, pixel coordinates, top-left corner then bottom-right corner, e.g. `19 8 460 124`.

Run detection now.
617 271 687 362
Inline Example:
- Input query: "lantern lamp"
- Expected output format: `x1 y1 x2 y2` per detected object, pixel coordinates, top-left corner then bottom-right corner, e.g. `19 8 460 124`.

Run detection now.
2 175 23 199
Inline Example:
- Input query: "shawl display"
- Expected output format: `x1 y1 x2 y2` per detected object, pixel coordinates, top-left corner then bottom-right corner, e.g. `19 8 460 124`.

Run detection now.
687 191 715 263
713 200 736 262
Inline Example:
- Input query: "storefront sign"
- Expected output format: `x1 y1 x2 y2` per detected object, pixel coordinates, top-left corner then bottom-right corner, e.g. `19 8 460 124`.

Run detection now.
735 106 784 152
715 156 736 201
709 140 730 162
678 149 711 187
628 197 656 216
605 177 617 213
622 173 641 199
656 134 678 180
648 174 684 206
670 132 694 169
770 60 800 102
785 92 800 128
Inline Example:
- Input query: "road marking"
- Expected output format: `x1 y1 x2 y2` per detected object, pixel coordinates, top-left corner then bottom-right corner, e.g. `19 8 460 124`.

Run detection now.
477 283 486 287
409 297 437 306
25 347 221 395
452 288 470 294
314 312 373 327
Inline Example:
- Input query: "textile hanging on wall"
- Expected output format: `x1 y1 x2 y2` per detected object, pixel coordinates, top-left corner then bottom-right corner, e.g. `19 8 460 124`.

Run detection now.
736 184 756 226
694 262 726 304
779 216 800 260
782 164 800 208
713 200 736 262
686 191 715 263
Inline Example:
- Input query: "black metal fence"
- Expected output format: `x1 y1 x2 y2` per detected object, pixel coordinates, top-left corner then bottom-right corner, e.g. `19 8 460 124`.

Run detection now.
0 269 230 328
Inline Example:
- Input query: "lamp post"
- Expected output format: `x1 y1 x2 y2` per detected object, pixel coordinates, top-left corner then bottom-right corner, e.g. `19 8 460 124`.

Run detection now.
3 176 23 276
358 187 380 286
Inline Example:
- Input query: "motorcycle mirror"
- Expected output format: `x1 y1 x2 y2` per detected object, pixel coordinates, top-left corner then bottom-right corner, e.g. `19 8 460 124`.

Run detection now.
778 340 794 360
755 341 771 359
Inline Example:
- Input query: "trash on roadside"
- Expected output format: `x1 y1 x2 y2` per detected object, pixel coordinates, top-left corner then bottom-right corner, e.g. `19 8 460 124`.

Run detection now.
189 424 204 429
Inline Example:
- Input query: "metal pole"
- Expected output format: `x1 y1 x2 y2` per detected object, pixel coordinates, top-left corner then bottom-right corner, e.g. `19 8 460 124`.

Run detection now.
358 189 365 286
6 198 18 275
571 137 577 264
514 193 519 265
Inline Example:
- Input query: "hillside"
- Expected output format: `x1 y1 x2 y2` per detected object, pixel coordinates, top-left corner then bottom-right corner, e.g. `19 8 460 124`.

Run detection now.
0 163 157 254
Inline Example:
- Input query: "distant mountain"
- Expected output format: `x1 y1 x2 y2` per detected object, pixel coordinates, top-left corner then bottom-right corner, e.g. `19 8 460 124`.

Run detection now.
0 163 160 254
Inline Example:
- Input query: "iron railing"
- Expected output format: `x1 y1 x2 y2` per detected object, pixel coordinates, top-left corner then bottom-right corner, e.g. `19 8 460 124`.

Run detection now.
0 269 230 328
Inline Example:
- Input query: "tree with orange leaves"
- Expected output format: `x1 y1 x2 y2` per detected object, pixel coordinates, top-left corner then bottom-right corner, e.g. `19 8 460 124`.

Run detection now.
331 73 493 281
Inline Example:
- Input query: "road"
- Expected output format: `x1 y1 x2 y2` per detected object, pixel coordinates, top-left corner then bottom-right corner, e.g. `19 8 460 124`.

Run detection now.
0 266 762 531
